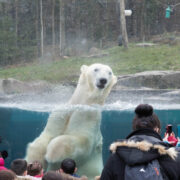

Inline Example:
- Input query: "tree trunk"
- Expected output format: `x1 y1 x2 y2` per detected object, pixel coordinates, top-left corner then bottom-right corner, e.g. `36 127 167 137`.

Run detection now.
59 0 66 56
35 0 40 57
139 0 145 41
119 0 128 48
40 0 44 56
15 0 18 47
52 0 55 56
75 0 81 55
132 1 137 38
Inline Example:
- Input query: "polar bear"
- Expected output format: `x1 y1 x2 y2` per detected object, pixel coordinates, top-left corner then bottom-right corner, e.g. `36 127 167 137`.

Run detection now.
25 63 117 179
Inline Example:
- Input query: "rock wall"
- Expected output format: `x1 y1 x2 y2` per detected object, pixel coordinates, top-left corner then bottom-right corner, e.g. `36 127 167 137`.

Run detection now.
0 78 52 94
116 71 180 89
1 70 180 95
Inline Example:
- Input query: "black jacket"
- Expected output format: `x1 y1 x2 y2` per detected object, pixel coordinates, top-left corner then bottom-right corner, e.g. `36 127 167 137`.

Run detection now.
100 129 180 180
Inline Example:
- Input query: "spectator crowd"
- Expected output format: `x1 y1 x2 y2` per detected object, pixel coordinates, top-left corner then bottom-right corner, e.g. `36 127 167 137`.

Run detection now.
0 157 88 180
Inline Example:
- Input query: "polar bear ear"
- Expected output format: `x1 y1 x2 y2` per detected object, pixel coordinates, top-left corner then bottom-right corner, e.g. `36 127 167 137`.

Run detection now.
80 65 88 73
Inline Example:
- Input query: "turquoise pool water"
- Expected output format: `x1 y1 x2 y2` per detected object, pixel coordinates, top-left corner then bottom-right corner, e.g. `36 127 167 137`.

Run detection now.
0 107 180 167
0 107 49 167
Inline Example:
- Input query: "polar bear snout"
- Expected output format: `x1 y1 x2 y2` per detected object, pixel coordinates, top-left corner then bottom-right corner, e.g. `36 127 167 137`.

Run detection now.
97 78 107 89
100 78 107 85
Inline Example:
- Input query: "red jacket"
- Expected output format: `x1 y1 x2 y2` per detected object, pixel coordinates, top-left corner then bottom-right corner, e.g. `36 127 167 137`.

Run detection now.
0 157 7 171
167 135 178 146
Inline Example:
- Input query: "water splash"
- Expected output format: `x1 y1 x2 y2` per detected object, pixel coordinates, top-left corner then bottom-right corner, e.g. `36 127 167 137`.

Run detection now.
0 86 180 111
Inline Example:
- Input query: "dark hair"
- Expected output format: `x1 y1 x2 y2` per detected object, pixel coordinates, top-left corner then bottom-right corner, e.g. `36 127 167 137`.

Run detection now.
42 171 63 180
0 137 8 159
27 160 43 176
0 170 17 180
132 104 161 131
0 150 8 159
61 158 76 175
10 159 27 176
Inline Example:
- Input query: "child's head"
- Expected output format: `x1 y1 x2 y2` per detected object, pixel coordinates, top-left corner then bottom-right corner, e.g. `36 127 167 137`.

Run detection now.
60 158 77 175
27 160 43 176
42 171 63 180
10 159 28 176
0 170 17 180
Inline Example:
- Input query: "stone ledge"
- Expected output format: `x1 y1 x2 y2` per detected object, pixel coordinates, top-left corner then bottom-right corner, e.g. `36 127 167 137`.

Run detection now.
115 71 180 89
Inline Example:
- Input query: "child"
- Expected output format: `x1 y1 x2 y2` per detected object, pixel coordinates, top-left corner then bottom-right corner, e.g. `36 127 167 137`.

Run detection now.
27 161 43 178
60 158 80 178
59 158 88 180
10 158 39 180
42 171 63 180
163 124 178 146
0 157 7 171
0 170 17 180
10 159 28 177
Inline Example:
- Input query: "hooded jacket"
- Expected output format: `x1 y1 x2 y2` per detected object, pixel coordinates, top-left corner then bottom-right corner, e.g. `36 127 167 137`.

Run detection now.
0 157 7 171
100 129 180 180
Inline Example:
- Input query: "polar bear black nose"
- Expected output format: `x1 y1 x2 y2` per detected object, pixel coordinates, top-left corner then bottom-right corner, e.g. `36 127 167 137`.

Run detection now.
100 78 107 85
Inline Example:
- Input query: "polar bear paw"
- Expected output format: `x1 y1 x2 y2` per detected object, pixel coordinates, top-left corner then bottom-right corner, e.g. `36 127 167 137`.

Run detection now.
45 135 90 163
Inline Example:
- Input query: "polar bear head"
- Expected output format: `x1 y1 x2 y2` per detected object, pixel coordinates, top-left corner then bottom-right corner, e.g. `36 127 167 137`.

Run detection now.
80 63 117 91
70 63 117 105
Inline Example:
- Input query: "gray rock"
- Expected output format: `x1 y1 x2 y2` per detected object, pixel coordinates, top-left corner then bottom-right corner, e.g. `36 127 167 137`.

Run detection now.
0 78 52 94
116 71 180 89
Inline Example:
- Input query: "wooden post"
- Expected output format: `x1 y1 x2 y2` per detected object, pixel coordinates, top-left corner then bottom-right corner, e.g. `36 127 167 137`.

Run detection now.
119 0 128 48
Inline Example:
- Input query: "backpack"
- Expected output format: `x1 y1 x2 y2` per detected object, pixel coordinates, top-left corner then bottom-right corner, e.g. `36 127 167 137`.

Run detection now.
124 159 169 180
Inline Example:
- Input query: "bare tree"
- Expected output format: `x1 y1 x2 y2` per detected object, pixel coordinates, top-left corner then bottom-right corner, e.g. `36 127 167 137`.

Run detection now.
35 0 40 56
139 0 145 41
52 0 55 55
59 0 65 56
132 1 137 38
119 0 128 48
40 0 44 56
15 0 18 47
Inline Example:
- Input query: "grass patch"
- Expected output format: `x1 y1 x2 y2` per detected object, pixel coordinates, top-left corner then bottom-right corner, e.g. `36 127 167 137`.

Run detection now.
0 43 180 83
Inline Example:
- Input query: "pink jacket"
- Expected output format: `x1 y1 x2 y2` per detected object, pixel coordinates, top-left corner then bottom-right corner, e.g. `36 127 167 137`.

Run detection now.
0 157 7 171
